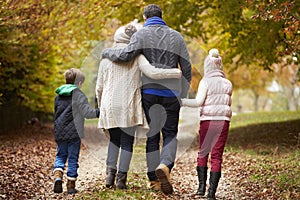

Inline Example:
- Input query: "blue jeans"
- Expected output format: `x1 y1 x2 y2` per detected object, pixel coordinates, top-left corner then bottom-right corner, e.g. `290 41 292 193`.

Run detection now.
106 127 136 173
54 138 81 178
142 93 180 181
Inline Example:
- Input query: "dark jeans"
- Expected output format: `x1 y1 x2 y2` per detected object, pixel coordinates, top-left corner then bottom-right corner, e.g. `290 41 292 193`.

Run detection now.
106 126 136 173
142 93 180 181
197 120 229 172
54 138 81 178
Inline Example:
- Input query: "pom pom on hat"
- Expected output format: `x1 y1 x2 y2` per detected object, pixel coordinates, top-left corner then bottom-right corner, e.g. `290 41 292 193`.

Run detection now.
125 24 137 37
209 48 220 58
204 48 223 74
114 24 137 44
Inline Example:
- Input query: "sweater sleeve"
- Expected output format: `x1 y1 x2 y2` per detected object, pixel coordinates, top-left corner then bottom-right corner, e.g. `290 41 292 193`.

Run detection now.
179 37 192 98
95 59 104 107
101 33 142 62
181 79 208 107
137 55 182 79
75 90 98 119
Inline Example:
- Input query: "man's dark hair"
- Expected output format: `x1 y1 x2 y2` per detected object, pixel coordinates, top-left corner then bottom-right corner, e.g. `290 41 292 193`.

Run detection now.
143 4 162 19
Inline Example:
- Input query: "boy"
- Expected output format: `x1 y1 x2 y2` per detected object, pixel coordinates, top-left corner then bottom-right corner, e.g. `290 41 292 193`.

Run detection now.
53 68 99 194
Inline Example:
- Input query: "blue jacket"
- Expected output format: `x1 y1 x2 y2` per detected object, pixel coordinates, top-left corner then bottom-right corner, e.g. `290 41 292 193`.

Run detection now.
54 84 99 142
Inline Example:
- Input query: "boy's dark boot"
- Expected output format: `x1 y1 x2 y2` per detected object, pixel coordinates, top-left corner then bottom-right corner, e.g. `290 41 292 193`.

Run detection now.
106 166 117 188
207 172 221 200
196 166 208 196
53 169 63 193
116 172 127 189
66 178 78 194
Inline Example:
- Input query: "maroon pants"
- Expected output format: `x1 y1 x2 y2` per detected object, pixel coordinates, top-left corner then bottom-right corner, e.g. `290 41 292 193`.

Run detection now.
197 120 229 172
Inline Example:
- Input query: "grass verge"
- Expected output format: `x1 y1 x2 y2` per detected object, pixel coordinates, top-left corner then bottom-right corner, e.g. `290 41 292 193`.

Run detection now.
227 110 300 199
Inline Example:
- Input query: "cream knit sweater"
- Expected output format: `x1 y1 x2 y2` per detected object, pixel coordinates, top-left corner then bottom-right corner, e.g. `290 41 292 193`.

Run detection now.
96 43 181 129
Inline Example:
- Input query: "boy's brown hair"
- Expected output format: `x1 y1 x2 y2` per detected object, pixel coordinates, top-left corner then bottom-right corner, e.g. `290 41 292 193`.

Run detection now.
64 68 85 85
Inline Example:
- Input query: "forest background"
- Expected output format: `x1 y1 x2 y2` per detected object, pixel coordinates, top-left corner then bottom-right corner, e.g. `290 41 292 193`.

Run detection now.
0 0 299 130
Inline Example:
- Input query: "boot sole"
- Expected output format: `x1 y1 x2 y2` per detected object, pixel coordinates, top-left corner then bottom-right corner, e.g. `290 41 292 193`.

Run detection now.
105 174 116 189
197 186 206 196
155 168 173 194
105 184 115 188
67 189 78 194
197 191 205 196
54 178 63 193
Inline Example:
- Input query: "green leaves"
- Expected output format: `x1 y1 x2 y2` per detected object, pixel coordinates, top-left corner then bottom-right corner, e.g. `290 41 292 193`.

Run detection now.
1 0 299 114
0 0 112 112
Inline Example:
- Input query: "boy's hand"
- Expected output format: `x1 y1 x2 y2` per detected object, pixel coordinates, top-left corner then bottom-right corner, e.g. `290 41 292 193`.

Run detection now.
96 108 100 118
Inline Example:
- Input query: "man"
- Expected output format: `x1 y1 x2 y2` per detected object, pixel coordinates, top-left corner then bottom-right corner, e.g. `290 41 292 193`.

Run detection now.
102 4 191 194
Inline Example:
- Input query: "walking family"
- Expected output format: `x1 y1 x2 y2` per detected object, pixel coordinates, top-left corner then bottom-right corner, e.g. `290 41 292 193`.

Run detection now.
52 4 232 200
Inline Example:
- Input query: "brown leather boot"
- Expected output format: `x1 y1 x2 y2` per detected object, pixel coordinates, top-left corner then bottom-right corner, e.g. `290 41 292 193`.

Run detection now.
66 178 78 194
155 164 173 194
53 169 63 193
149 180 161 191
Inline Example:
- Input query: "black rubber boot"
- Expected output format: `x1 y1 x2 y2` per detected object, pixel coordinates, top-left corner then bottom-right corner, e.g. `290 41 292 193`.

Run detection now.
207 172 221 200
196 166 208 196
106 166 117 188
116 172 127 189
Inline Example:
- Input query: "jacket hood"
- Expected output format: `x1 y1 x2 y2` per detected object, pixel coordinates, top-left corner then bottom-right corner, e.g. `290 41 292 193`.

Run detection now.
204 69 225 78
56 84 77 96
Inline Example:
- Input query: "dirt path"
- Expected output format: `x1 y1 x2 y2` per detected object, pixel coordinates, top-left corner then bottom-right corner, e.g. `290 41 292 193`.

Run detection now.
75 126 109 191
68 107 200 193
74 107 238 199
74 107 201 192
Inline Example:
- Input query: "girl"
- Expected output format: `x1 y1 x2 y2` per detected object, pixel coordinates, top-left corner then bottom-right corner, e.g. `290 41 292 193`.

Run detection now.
181 49 232 200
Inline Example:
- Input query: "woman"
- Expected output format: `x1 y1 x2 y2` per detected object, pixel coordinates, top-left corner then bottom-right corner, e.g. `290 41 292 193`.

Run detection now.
96 23 181 189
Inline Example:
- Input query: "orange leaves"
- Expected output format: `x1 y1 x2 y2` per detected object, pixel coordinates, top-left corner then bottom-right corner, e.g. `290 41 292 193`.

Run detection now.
1 122 299 199
0 124 56 199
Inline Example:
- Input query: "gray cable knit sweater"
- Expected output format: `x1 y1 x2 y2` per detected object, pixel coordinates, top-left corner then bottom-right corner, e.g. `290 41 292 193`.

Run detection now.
102 24 191 98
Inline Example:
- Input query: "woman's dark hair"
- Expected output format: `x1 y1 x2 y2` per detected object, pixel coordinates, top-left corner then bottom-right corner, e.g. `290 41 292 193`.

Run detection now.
143 4 162 19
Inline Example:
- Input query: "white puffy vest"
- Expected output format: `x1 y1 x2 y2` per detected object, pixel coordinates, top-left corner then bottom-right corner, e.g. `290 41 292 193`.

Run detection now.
200 70 232 121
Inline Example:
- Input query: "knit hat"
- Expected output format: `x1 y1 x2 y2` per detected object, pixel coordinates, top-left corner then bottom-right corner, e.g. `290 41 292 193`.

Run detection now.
204 48 223 74
114 24 137 44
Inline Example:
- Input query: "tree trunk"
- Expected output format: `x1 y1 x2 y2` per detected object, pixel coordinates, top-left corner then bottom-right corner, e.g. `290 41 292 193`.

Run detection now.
253 92 259 112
